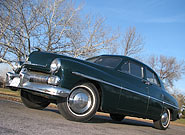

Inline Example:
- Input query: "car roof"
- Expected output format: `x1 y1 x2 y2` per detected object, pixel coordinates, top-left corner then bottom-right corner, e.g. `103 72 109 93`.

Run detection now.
88 55 154 72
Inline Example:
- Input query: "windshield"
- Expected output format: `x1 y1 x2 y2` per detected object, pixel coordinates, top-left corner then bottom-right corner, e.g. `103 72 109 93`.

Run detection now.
87 56 122 68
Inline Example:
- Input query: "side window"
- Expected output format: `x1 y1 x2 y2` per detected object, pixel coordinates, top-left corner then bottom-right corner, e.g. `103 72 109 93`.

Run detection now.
146 69 153 82
146 68 160 86
120 61 129 73
153 74 160 86
130 62 142 78
95 57 122 68
120 60 142 78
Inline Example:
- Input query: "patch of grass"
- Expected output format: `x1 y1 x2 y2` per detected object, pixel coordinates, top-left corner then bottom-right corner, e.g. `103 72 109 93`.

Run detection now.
175 118 185 125
0 88 20 97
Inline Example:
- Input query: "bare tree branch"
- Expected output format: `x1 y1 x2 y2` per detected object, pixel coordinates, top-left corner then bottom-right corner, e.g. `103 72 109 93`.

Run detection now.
0 0 119 67
147 55 185 89
120 26 144 57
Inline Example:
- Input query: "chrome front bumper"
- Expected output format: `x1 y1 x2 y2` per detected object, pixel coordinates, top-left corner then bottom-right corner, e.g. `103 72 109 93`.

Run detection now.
6 72 70 97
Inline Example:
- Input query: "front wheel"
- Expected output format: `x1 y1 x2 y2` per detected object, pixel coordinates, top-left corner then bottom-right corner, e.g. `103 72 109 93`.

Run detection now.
57 83 100 122
21 90 50 110
153 109 171 130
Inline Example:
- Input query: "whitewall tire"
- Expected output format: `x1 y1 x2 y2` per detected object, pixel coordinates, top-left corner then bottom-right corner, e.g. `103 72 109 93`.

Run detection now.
153 109 171 130
57 83 100 122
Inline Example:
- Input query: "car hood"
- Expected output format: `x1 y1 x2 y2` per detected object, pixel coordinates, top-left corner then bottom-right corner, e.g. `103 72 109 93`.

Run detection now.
27 51 80 72
27 51 106 72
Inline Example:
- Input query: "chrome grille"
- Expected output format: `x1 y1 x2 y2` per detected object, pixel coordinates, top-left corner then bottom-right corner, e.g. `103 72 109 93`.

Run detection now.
27 71 49 84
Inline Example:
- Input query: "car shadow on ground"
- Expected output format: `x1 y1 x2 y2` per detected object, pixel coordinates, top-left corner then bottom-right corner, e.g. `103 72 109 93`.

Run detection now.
88 115 154 128
43 108 60 114
43 108 154 128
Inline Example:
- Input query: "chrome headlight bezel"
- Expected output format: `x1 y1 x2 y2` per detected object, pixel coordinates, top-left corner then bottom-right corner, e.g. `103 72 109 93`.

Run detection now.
50 58 61 73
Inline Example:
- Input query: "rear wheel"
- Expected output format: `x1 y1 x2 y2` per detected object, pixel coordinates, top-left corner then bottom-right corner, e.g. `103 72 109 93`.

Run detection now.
110 113 125 121
57 83 100 122
21 90 50 110
153 109 171 130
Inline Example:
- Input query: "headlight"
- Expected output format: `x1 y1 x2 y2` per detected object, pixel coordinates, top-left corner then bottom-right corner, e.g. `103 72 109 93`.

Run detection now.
50 58 61 73
48 76 60 85
14 61 24 73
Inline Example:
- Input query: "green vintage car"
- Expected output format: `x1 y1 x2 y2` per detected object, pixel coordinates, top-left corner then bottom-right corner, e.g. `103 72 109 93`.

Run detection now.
6 51 180 130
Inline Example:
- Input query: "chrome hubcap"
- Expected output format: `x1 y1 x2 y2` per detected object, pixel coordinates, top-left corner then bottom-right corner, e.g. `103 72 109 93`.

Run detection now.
161 112 169 127
68 88 92 114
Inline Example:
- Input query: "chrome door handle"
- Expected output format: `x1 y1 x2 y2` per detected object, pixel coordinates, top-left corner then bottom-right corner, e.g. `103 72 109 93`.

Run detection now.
142 80 151 85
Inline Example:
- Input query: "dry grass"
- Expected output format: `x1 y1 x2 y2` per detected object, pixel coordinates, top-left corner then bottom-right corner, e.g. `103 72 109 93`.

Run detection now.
0 88 20 97
174 119 185 125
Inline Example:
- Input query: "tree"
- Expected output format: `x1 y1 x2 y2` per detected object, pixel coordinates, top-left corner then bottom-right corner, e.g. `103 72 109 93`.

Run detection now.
147 55 185 89
0 0 41 67
0 0 118 68
63 15 119 58
120 26 144 57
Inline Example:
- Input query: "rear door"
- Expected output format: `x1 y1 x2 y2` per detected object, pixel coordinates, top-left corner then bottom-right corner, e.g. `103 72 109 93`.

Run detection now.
145 68 163 119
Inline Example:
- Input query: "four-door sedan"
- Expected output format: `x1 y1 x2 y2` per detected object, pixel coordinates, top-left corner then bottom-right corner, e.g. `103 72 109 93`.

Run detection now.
6 51 180 130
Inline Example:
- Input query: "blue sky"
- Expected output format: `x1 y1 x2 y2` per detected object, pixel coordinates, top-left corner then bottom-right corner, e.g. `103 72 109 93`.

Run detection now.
81 0 185 94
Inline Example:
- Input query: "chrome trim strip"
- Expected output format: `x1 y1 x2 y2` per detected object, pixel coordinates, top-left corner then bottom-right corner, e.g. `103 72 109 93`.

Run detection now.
150 96 163 103
122 85 148 98
72 72 179 110
24 62 47 68
164 101 179 109
72 72 123 89
73 72 148 98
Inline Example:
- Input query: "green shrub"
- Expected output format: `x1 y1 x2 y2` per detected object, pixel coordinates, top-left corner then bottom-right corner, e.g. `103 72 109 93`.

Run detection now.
182 110 185 116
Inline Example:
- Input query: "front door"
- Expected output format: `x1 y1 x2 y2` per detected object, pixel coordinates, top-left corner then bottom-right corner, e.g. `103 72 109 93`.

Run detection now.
118 60 149 114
